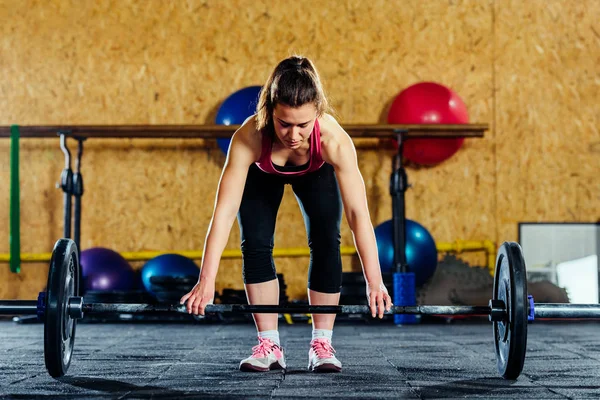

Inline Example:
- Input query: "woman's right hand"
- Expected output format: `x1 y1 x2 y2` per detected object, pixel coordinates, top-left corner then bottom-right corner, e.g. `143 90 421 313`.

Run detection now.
180 277 215 316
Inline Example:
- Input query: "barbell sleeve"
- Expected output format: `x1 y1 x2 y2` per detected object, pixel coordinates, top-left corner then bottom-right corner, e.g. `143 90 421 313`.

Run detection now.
534 303 600 319
0 300 38 315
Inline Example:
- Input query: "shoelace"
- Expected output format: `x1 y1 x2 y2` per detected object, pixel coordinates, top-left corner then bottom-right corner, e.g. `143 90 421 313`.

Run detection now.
311 339 336 359
251 337 277 358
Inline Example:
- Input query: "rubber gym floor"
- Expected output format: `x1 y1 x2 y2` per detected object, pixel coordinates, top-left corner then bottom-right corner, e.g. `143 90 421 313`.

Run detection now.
1 320 600 399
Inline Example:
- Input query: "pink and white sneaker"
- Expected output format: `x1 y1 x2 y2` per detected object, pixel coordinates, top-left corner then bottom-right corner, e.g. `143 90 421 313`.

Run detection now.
239 337 286 372
308 338 342 372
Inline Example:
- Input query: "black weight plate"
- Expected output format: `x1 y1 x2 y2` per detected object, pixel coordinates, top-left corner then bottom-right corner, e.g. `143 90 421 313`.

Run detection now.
493 241 528 380
44 238 79 378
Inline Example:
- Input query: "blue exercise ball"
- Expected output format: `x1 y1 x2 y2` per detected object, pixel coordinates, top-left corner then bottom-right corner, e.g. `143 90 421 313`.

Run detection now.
374 219 438 287
215 86 262 154
80 247 136 292
141 254 200 296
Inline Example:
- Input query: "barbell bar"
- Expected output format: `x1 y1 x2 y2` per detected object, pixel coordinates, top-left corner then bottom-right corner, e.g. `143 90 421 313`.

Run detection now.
0 301 493 317
5 301 600 319
2 238 600 380
4 300 600 319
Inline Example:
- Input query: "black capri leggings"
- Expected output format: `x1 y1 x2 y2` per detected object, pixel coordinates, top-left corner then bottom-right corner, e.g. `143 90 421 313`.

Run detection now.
237 163 343 293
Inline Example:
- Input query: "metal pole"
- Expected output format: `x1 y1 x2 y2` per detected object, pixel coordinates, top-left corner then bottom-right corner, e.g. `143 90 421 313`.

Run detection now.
82 303 492 316
58 133 72 239
0 300 38 314
73 138 85 254
391 131 409 273
0 299 492 317
9 299 600 319
534 304 600 319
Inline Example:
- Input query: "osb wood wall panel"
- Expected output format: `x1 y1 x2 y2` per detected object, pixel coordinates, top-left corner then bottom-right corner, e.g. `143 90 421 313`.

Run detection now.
0 0 597 300
494 0 600 241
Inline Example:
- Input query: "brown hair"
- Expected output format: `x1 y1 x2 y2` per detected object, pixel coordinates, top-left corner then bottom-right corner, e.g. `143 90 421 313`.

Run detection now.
256 56 329 132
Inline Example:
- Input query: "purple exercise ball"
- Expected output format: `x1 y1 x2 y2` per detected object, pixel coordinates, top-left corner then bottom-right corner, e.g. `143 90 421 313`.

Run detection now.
80 247 136 292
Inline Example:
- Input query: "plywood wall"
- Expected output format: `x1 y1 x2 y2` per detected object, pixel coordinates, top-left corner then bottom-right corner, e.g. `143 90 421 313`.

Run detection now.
0 0 598 300
494 1 600 240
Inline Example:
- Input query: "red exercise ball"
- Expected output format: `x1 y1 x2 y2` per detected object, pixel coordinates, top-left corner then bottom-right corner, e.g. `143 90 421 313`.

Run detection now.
387 82 469 165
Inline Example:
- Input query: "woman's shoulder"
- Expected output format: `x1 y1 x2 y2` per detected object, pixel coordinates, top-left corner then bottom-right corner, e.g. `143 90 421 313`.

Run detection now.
233 115 261 142
317 113 338 134
318 113 351 144
317 113 354 165
231 115 263 159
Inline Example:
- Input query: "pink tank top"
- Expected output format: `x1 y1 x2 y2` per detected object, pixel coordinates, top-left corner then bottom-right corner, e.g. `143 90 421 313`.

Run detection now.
255 119 325 176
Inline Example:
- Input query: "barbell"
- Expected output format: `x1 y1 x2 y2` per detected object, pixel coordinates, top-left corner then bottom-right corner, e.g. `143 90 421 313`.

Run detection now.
1 239 599 379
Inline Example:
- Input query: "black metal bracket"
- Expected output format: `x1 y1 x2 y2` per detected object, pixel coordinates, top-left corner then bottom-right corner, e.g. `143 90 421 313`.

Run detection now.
390 130 410 273
57 132 85 259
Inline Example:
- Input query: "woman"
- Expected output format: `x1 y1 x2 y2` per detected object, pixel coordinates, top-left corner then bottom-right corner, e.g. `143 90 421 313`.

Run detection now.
181 56 392 373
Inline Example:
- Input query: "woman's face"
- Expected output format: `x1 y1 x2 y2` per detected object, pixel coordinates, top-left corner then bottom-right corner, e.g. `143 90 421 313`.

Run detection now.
272 103 318 150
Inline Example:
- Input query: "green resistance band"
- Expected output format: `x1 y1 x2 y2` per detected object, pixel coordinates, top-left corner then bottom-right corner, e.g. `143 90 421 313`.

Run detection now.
10 125 20 273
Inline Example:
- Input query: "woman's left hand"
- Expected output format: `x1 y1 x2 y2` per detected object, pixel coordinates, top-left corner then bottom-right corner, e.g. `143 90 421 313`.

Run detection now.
366 281 393 319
